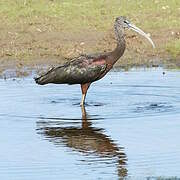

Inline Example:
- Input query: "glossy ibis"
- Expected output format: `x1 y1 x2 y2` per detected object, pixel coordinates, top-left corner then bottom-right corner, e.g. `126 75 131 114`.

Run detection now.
35 16 155 106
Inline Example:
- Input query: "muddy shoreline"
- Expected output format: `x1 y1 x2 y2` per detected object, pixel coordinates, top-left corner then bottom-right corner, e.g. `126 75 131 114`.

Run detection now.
1 0 180 78
0 27 179 78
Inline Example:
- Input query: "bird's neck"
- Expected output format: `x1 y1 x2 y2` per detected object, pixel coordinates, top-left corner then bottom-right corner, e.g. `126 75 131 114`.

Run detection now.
107 29 126 66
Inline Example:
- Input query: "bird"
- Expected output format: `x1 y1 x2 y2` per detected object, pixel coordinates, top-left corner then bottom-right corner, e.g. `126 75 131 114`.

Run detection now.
35 16 155 106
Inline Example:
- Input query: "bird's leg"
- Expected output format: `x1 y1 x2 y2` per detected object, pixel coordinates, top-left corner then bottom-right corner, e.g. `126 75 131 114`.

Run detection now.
80 83 90 106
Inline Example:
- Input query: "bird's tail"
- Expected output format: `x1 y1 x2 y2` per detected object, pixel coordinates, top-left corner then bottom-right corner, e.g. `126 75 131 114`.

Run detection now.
34 68 56 85
34 76 47 85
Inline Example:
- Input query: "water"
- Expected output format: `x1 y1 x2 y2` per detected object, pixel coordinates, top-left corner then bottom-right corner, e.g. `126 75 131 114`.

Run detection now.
0 68 180 180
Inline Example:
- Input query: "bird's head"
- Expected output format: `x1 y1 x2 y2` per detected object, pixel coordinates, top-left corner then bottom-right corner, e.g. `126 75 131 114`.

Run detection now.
115 16 155 48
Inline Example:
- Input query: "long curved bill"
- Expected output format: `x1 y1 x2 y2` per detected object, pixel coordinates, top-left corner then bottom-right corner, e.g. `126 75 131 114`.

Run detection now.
128 23 155 48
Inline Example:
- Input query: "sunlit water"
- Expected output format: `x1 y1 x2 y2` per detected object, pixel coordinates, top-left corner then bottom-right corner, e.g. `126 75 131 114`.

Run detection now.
0 68 180 180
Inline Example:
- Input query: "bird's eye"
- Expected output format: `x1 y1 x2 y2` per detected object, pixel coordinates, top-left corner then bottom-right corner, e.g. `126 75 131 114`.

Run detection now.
124 20 128 24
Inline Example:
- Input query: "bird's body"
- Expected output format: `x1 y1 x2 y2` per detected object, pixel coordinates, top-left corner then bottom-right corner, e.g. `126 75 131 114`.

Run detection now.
35 54 108 85
35 44 125 85
35 16 155 105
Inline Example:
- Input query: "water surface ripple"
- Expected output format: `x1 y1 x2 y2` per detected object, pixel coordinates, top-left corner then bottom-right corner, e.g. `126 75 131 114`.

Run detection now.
0 68 180 180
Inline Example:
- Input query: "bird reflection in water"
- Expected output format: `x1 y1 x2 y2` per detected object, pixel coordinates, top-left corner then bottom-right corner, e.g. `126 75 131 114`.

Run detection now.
36 106 128 178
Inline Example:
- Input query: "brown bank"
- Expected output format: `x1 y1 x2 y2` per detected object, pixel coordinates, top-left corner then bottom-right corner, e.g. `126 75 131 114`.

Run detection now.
0 0 180 78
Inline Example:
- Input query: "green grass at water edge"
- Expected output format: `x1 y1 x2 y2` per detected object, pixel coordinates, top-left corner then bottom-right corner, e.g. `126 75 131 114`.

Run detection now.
0 0 180 30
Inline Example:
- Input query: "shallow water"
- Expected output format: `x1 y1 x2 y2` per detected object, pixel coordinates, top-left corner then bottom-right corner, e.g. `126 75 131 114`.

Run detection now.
0 68 180 180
